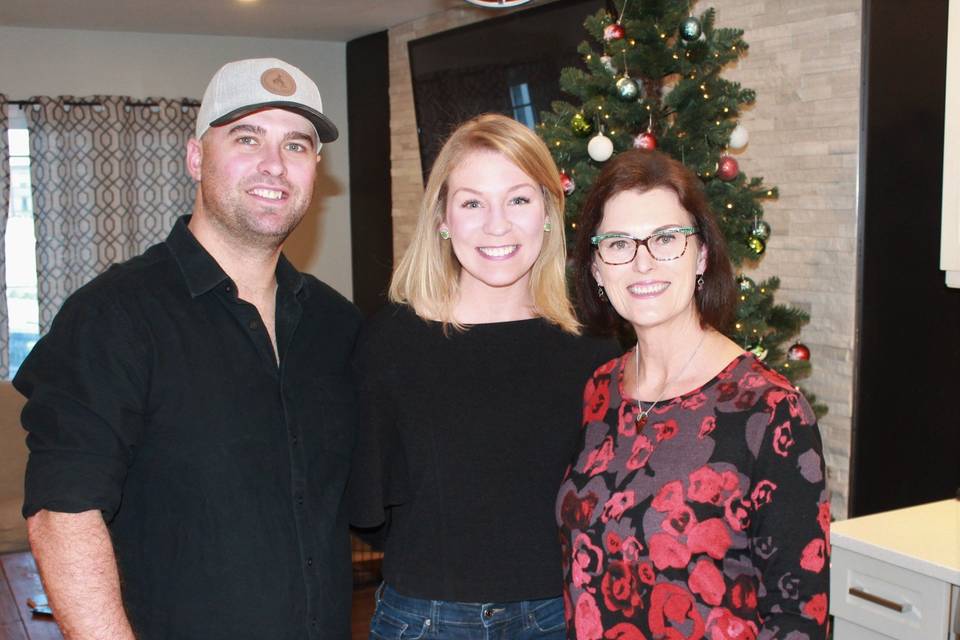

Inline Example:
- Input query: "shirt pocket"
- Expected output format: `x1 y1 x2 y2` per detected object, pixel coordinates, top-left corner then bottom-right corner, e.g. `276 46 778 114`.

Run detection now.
313 374 357 456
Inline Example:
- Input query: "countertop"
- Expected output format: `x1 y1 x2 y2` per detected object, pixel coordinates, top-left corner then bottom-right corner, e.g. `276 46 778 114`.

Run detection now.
830 498 960 585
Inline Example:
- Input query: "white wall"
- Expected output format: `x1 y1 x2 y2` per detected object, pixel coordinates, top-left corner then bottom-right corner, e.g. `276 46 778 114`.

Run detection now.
0 25 353 299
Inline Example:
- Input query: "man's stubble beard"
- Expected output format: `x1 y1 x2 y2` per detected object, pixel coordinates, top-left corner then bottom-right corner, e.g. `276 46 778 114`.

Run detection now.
199 174 312 251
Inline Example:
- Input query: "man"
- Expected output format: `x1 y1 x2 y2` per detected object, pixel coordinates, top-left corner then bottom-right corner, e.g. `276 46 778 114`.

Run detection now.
14 58 361 639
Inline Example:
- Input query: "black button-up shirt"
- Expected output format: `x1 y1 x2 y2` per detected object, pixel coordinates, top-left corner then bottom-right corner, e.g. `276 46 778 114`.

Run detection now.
15 217 361 640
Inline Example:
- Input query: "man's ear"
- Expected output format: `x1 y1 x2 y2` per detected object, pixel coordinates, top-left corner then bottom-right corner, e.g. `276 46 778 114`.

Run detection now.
186 138 203 181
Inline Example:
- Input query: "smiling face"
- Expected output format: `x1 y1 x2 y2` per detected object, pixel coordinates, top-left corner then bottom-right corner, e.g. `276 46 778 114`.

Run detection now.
441 149 548 301
187 108 319 249
592 186 707 333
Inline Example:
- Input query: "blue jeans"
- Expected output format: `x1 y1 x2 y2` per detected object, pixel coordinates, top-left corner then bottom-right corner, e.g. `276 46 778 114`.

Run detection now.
369 583 567 640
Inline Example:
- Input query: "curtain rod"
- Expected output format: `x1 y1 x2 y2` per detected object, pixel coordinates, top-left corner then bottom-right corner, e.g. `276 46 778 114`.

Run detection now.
4 99 200 107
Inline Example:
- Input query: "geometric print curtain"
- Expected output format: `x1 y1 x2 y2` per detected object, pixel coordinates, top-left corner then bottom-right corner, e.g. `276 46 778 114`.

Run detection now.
0 98 9 377
25 96 198 333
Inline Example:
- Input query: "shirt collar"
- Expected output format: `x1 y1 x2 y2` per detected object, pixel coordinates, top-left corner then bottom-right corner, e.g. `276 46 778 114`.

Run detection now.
166 215 305 298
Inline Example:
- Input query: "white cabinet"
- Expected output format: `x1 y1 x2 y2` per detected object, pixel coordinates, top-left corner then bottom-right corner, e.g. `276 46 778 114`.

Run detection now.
943 0 960 287
830 500 960 640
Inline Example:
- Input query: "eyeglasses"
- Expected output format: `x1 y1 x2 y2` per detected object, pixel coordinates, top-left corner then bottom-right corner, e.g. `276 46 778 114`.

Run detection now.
591 226 699 265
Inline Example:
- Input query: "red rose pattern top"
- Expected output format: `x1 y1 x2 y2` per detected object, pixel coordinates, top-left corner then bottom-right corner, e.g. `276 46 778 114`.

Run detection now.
556 352 830 640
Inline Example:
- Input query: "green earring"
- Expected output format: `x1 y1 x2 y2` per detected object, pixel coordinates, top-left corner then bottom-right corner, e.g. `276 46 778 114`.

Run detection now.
544 220 552 232
439 229 450 240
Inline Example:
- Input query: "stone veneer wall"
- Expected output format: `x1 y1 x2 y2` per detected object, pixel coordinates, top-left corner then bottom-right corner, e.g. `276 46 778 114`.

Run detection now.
701 0 861 519
388 0 861 518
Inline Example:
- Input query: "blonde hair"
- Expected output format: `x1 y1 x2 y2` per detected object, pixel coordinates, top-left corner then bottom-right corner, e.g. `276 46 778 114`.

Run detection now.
389 113 579 334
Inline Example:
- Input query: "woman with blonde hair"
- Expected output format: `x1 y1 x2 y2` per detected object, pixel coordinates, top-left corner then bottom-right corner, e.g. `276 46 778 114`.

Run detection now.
350 113 617 639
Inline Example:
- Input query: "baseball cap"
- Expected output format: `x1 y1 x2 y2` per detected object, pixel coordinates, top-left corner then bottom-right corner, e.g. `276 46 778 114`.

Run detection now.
195 58 338 152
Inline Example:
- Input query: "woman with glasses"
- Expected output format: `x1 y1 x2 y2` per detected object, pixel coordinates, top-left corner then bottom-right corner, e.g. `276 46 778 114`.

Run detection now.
557 150 829 639
350 113 618 639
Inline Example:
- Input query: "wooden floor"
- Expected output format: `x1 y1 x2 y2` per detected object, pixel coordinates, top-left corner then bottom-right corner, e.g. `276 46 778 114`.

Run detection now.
0 552 376 640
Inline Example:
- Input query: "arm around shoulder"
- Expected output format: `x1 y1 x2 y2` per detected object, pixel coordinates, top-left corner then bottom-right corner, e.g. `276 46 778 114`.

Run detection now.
27 509 136 640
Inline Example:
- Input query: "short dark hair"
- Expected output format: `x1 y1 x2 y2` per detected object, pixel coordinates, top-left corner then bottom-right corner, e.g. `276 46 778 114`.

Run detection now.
572 149 737 334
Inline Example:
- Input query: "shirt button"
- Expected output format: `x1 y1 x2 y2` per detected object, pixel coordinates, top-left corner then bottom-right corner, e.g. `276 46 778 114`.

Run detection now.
248 319 258 330
224 284 233 293
296 494 304 506
307 557 313 567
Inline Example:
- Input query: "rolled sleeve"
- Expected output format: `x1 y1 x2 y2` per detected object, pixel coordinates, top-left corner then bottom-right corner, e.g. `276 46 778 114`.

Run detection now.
15 284 148 522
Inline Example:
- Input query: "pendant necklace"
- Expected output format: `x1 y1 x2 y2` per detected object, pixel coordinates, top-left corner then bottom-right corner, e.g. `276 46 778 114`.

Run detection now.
634 331 708 429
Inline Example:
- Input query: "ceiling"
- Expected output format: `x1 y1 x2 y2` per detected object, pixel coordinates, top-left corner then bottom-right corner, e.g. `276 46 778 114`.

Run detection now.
0 0 486 42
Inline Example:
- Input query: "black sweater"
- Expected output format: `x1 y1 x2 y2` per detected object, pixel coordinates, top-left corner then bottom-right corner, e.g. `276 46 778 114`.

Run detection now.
349 304 619 602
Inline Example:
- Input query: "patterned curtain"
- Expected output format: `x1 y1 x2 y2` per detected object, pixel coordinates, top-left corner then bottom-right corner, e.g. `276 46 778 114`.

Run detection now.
26 96 197 333
0 98 10 378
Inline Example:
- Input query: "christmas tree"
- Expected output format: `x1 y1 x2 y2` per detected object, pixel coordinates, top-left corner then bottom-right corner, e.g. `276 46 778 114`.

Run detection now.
540 0 826 416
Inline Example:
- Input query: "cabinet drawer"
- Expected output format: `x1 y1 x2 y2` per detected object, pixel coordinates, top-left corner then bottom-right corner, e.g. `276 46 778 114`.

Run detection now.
830 546 953 640
833 618 895 640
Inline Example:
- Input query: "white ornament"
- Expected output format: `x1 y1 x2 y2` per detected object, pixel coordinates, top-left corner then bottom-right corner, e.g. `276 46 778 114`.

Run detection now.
587 133 614 162
600 55 616 74
729 123 750 150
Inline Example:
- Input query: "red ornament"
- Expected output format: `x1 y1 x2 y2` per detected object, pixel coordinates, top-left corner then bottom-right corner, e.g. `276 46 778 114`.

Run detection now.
787 342 811 361
717 155 739 181
633 131 658 151
603 22 625 41
560 171 576 196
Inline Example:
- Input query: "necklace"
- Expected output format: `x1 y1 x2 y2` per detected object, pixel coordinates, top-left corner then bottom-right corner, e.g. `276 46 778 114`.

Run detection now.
634 331 708 429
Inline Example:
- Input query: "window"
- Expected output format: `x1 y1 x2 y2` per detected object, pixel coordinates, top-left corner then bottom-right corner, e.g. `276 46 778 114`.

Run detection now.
5 107 40 378
509 82 536 129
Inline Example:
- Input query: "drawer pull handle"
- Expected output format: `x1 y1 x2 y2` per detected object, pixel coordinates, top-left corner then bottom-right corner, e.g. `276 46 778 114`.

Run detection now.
848 587 905 612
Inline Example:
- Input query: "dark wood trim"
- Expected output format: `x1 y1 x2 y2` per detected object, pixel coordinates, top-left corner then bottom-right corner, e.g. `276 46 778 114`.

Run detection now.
346 30 393 317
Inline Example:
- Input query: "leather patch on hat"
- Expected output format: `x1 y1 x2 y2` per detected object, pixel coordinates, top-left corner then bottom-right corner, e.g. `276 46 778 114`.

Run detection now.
260 68 297 97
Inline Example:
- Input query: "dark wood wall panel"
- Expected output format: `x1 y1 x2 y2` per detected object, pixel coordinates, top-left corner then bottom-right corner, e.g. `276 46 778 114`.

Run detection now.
347 31 393 317
852 0 960 516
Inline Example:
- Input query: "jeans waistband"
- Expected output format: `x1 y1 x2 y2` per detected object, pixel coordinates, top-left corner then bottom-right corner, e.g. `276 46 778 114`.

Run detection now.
376 583 560 629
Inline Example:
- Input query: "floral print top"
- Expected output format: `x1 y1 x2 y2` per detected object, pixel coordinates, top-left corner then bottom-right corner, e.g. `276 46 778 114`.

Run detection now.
556 352 830 640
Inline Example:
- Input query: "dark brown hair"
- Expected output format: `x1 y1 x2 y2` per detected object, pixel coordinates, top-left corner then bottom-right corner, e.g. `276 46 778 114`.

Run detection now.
572 149 736 334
